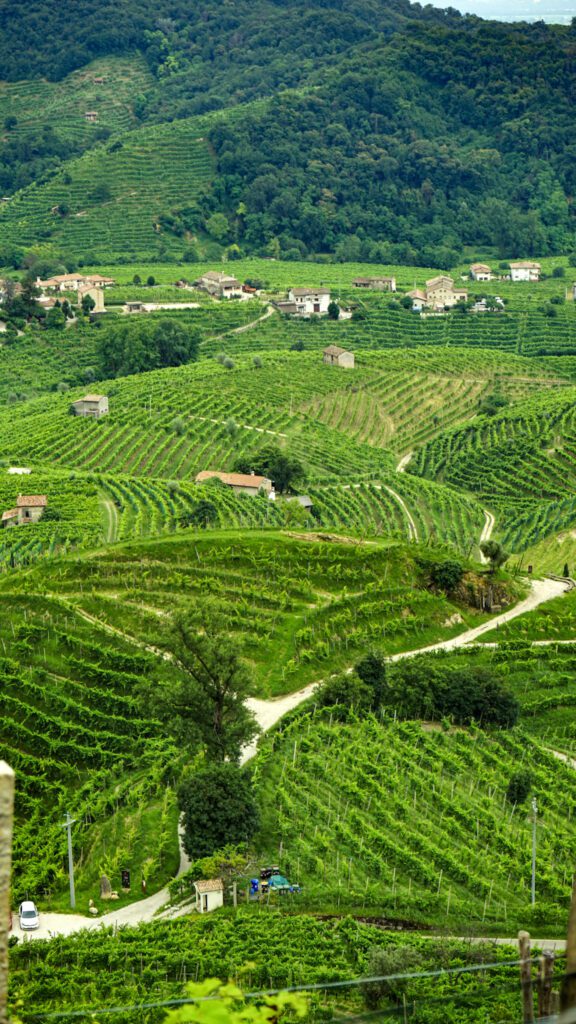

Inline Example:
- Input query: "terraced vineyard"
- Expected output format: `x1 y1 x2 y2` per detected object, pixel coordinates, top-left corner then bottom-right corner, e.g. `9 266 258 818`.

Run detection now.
409 387 576 562
255 711 576 929
6 533 494 698
0 120 214 260
0 56 153 150
0 594 180 907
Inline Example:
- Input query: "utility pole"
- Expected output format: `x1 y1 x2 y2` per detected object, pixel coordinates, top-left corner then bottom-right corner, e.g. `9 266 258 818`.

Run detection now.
531 797 538 907
0 762 14 1024
61 812 76 910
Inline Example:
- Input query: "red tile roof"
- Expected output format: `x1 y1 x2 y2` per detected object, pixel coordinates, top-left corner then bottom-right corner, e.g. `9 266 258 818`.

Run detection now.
195 470 272 489
16 495 47 508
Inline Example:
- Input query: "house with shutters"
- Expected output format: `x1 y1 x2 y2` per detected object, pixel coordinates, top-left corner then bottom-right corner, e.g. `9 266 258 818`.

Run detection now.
406 277 467 312
275 287 331 317
470 263 493 281
196 271 244 298
509 261 541 282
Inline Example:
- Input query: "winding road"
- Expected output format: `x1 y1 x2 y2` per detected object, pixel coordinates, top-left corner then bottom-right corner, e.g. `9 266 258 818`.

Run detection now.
11 576 571 943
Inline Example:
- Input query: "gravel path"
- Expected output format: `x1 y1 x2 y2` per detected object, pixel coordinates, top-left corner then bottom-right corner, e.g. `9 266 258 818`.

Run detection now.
12 576 570 942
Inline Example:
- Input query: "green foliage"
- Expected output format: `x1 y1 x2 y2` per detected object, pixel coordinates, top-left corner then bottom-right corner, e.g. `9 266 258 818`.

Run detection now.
386 659 519 728
506 770 532 806
480 540 509 573
362 946 425 1009
148 609 259 761
97 318 200 377
327 301 340 321
419 557 464 593
178 763 259 860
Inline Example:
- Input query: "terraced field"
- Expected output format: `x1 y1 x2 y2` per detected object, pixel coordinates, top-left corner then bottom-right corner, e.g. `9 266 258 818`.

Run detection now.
0 56 153 150
255 711 576 929
0 120 214 259
6 533 493 698
0 593 180 907
409 386 576 562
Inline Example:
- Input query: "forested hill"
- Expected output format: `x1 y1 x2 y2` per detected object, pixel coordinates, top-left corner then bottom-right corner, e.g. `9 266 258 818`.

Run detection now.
0 0 575 264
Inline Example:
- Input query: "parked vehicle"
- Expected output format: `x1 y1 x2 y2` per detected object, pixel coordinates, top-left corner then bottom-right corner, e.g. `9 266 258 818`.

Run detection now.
18 900 39 930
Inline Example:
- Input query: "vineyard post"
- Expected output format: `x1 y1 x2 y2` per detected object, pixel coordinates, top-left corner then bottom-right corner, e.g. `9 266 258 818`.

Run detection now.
61 811 76 910
560 874 576 1015
518 931 534 1024
0 762 14 1024
537 952 554 1020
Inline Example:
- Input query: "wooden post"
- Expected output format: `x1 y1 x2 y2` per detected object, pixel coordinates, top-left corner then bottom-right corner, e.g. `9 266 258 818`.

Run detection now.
518 930 534 1024
561 875 576 1015
0 762 15 1024
537 952 554 1020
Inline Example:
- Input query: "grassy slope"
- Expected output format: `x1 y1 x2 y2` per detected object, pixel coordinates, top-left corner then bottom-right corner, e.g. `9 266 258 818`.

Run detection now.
0 531 513 905
0 55 153 150
254 711 576 932
8 913 527 1023
2 532 499 697
0 102 269 261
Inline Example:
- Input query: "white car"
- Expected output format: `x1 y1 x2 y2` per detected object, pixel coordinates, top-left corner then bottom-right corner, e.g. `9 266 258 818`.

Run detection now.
18 900 39 930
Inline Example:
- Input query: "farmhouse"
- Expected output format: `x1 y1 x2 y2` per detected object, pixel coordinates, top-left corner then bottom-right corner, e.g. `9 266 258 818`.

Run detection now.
72 394 109 418
509 261 541 282
84 274 115 288
37 273 87 292
84 111 98 122
470 263 493 281
196 271 244 298
194 879 224 914
323 345 355 369
425 276 468 309
195 470 275 498
353 276 396 292
2 495 48 527
405 288 427 312
287 288 331 316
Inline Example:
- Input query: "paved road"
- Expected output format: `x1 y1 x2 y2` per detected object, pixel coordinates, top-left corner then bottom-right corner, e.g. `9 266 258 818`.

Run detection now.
12 576 571 942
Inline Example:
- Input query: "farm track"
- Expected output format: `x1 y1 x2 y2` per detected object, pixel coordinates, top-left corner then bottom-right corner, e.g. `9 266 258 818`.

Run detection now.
380 484 418 542
479 509 495 563
14 575 572 942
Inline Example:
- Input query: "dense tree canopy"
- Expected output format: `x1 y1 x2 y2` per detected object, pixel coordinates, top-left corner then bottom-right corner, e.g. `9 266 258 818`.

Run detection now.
97 319 200 378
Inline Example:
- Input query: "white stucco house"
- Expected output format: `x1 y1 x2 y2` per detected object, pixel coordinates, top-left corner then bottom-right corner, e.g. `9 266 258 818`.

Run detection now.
287 288 331 316
470 263 493 281
509 261 541 282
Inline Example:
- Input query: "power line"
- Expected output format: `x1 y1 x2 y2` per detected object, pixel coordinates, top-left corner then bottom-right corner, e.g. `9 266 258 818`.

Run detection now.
20 956 545 1021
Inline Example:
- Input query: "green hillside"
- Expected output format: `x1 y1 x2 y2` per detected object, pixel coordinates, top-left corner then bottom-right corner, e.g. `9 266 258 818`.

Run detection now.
8 913 528 1023
409 386 576 561
254 710 576 931
0 56 152 148
0 532 508 904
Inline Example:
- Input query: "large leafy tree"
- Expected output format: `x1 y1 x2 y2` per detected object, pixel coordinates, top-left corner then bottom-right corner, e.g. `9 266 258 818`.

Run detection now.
178 762 259 860
150 609 259 762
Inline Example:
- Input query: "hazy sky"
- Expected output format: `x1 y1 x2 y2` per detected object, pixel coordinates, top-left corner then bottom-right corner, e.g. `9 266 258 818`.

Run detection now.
422 0 574 21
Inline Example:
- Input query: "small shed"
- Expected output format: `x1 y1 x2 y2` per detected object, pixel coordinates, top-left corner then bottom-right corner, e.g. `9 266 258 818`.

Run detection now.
16 495 47 524
1 508 18 528
84 111 98 123
72 395 109 418
194 879 224 914
323 345 354 369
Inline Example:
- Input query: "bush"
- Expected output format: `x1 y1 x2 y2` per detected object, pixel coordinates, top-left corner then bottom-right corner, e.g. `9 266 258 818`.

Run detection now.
170 417 186 436
552 266 566 278
506 770 532 805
